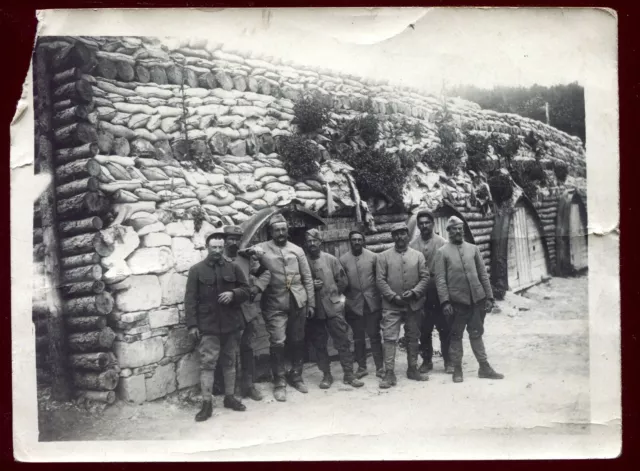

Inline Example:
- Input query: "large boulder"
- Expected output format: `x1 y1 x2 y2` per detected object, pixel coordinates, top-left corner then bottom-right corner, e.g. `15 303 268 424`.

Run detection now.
101 226 140 270
145 363 177 401
114 337 164 368
192 220 218 249
115 275 162 311
158 271 188 305
148 307 180 329
117 374 147 404
172 237 203 272
127 247 174 275
176 352 199 389
164 327 196 357
166 220 195 237
141 232 172 247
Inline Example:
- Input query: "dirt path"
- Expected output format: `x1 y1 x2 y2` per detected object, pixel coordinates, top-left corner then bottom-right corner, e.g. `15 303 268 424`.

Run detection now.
39 275 591 452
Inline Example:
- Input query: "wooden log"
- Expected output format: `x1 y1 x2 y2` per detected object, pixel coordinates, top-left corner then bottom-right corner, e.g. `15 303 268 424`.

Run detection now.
53 99 73 112
55 142 99 164
51 41 95 72
64 292 114 317
33 243 46 261
96 57 118 80
55 177 100 199
198 72 216 89
474 234 491 245
33 299 50 318
467 220 495 230
57 191 110 220
52 79 93 104
53 122 98 147
367 242 394 253
34 318 48 336
66 316 107 333
72 369 119 391
59 216 104 237
116 61 135 81
60 232 101 256
52 67 84 86
61 252 101 270
135 65 150 83
113 136 130 156
34 45 72 401
52 104 90 127
68 328 116 354
69 352 110 371
56 159 100 184
373 213 410 224
166 64 183 85
61 264 103 284
542 224 555 233
99 180 142 193
185 68 199 88
97 130 115 154
470 227 493 237
34 227 43 244
76 390 116 404
149 66 168 85
365 232 393 245
60 280 105 297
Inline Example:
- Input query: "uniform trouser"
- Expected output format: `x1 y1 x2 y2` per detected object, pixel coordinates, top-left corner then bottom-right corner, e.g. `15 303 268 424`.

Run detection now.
214 317 259 393
381 308 422 371
262 295 307 383
345 305 383 371
198 331 241 398
307 315 355 376
448 301 488 366
421 298 451 364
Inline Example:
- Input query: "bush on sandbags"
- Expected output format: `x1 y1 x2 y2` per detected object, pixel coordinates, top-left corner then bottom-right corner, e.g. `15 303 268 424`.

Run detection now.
292 94 330 133
277 135 321 181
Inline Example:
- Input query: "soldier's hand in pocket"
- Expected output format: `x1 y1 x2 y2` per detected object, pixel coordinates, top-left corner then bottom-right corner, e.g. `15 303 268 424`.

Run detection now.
313 279 324 291
218 291 234 305
306 306 315 319
443 303 454 318
188 327 201 343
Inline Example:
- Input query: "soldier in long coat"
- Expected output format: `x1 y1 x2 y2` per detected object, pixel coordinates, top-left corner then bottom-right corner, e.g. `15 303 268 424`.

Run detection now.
434 216 504 383
304 229 365 389
340 230 384 378
184 234 251 422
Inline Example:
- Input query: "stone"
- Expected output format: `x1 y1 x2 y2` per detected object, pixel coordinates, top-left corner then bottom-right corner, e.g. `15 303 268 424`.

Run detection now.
103 260 132 285
114 337 164 368
172 237 203 272
145 363 177 401
150 327 170 338
165 327 196 357
149 307 180 329
176 352 200 389
142 232 172 247
123 324 151 335
192 220 218 249
158 271 188 305
115 275 161 312
166 220 195 237
137 221 166 236
158 356 173 366
228 139 247 157
109 277 132 291
127 247 174 275
119 311 148 324
120 368 133 378
101 226 140 270
117 374 147 404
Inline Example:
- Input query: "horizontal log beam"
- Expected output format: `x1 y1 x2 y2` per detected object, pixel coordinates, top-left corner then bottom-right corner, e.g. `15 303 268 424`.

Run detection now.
57 191 110 221
67 327 116 353
55 177 99 200
59 216 103 237
65 315 107 333
63 292 114 317
68 352 110 371
71 369 118 391
55 158 101 185
55 142 99 164
61 264 102 284
60 280 105 297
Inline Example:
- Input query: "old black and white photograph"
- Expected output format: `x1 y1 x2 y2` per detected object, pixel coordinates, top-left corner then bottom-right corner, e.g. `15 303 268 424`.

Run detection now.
11 7 619 461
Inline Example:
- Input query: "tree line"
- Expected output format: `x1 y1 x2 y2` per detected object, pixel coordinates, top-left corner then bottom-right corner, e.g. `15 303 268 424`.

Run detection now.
448 82 586 144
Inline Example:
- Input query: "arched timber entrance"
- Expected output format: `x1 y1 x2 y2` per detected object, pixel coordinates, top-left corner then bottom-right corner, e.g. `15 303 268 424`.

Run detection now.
556 190 588 275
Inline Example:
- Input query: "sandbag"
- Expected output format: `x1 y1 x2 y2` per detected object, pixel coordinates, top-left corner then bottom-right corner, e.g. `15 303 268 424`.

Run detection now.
135 85 173 99
134 188 162 202
128 114 151 129
236 189 266 204
156 106 183 118
161 116 181 133
111 112 131 126
105 161 131 181
140 167 169 181
99 121 136 140
203 194 235 206
217 205 238 216
254 167 287 180
262 191 278 206
113 102 157 115
96 107 117 121
195 104 230 117
296 190 326 200
146 114 162 132
130 138 156 157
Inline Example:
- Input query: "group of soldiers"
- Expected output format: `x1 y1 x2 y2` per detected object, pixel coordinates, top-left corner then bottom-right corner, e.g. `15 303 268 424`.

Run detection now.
184 210 504 422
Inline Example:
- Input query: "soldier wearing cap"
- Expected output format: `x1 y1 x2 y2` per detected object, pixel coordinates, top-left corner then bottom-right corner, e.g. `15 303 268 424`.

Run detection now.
212 225 271 402
409 209 451 374
184 229 251 422
340 230 384 379
434 216 504 383
376 222 430 388
246 213 315 402
304 228 364 389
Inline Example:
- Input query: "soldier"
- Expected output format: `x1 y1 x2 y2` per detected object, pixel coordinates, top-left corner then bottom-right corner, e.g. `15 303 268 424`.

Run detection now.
184 233 251 422
304 229 365 389
214 225 271 402
434 216 504 383
246 213 315 402
409 209 452 374
376 222 430 388
340 230 384 379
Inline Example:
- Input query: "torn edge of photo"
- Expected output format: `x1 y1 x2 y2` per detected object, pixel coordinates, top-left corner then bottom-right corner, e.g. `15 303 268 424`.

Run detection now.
10 7 620 462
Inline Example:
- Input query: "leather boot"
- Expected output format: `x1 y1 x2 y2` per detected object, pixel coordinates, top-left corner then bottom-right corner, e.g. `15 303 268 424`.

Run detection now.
453 364 463 383
240 349 262 400
288 341 308 393
407 344 429 381
419 359 433 374
223 395 246 412
379 370 397 389
343 373 364 388
478 362 505 379
319 372 333 389
444 361 455 374
270 346 287 402
273 377 287 402
376 368 385 378
355 366 368 379
195 400 213 422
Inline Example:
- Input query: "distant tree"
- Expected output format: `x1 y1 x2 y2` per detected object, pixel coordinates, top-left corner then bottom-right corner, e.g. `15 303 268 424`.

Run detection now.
448 82 585 143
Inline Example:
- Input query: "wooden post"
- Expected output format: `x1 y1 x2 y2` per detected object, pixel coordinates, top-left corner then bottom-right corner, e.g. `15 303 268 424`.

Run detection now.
33 44 72 401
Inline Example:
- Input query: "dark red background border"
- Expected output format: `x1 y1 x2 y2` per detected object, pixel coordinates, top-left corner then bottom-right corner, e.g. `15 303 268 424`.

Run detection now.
1 1 636 468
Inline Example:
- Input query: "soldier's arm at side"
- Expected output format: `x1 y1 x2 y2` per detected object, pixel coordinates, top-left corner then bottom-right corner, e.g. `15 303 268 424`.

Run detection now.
231 262 251 304
250 256 271 293
334 257 349 294
376 254 396 302
184 266 199 329
474 245 494 300
297 250 316 309
434 250 450 305
411 252 430 299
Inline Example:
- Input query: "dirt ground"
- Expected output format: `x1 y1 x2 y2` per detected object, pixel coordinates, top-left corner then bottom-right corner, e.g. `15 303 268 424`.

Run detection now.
38 275 593 453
